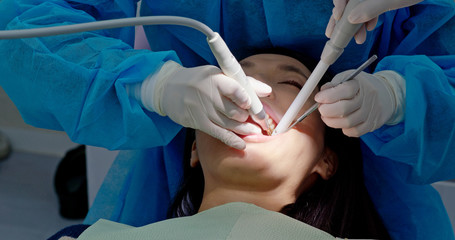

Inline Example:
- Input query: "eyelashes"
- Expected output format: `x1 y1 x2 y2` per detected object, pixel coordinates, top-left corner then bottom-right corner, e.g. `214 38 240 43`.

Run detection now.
278 80 303 90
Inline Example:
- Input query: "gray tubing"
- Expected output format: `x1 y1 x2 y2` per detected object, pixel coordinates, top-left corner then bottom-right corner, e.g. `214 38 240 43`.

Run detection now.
0 16 216 40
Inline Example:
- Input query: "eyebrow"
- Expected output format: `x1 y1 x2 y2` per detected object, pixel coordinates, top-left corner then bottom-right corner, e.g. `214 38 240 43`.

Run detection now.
240 60 254 68
240 60 309 79
277 64 309 79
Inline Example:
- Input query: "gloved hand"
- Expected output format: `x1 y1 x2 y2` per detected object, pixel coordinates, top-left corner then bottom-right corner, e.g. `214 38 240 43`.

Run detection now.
326 0 423 44
129 60 272 150
314 70 406 137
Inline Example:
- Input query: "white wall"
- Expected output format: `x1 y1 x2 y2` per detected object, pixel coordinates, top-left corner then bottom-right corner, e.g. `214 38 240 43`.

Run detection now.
0 86 116 207
433 181 455 232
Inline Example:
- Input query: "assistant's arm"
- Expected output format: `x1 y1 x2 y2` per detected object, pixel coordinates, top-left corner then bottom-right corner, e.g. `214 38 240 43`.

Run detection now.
0 0 182 149
318 0 455 184
361 0 455 184
363 54 455 184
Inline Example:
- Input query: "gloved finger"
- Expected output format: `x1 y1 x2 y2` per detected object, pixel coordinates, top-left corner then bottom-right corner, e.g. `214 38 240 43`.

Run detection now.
209 124 247 150
215 74 251 109
320 116 344 129
332 0 348 20
344 104 385 137
204 107 261 135
342 120 372 137
318 94 362 118
318 70 353 93
215 98 250 122
325 14 336 38
350 0 424 24
342 127 362 137
222 120 262 136
348 0 389 24
319 82 337 91
315 80 360 104
321 107 366 129
365 17 378 31
354 24 367 44
330 70 356 85
247 76 272 97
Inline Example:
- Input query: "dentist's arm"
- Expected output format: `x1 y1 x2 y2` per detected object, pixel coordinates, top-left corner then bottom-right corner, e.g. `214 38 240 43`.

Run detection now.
326 0 423 44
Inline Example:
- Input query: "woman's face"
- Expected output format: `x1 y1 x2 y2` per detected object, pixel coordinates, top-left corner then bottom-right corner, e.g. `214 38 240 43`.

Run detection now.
193 54 334 194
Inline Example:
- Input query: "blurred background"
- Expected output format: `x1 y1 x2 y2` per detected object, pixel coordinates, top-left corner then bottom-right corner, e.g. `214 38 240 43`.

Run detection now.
0 86 118 239
1 84 454 239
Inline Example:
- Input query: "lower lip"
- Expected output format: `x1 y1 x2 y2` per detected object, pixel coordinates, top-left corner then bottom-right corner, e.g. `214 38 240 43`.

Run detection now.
240 133 281 143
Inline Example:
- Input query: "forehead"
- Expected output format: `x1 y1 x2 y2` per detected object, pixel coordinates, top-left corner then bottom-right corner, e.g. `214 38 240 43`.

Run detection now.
240 54 311 76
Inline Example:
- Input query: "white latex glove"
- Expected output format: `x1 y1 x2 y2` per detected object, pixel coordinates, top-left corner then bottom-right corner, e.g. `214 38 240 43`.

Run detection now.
128 60 272 150
326 0 423 44
315 70 405 137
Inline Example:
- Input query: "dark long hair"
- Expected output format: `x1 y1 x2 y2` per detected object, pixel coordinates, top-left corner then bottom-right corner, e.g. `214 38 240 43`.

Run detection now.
168 49 390 239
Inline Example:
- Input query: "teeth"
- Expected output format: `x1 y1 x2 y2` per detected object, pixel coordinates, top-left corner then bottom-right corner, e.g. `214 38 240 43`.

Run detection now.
267 117 276 130
266 114 276 136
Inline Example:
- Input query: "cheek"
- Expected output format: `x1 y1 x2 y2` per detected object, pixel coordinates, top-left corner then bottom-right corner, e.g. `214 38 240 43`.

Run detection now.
265 114 326 173
195 132 224 164
249 130 322 184
272 87 298 110
291 114 326 162
298 110 324 139
290 123 324 161
195 132 245 172
272 87 318 118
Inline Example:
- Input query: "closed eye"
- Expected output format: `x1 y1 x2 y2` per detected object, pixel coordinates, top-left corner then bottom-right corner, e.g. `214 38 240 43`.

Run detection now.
278 80 303 90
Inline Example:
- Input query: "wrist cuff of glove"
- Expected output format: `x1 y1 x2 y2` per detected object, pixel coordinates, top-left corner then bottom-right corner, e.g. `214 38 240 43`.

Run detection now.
126 82 143 107
126 60 181 116
148 60 182 116
125 68 163 114
374 70 406 125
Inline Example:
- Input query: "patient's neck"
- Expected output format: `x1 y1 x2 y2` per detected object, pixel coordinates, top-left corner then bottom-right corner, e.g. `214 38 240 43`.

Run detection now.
198 183 297 213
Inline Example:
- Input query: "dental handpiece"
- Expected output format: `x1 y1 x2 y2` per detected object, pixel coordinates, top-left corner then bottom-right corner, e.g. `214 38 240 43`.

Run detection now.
0 16 269 131
285 55 377 132
272 0 365 135
207 33 270 131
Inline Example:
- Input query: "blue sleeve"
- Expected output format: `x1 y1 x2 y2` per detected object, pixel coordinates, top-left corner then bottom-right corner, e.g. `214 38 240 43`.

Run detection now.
361 143 454 240
0 0 182 150
361 0 455 184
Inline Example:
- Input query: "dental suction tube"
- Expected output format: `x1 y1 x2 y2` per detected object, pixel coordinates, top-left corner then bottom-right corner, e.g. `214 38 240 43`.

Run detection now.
272 0 364 135
0 16 268 128
320 0 364 65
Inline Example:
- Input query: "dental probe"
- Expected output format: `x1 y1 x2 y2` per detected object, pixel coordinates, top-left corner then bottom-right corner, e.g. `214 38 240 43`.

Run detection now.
0 16 270 131
272 0 365 135
285 55 377 132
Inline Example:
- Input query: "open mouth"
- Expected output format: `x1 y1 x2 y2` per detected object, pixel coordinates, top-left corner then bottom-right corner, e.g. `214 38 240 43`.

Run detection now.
264 113 277 136
237 105 281 143
262 103 280 135
242 112 278 136
239 103 280 138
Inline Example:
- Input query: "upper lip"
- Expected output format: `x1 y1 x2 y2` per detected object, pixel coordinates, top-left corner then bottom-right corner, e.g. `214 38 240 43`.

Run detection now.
261 102 279 128
242 102 279 136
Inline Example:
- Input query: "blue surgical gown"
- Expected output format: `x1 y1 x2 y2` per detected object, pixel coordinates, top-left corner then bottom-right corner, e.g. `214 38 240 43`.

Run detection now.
0 0 454 239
